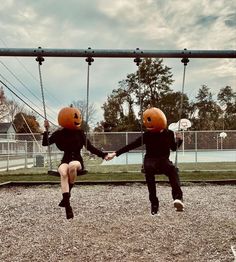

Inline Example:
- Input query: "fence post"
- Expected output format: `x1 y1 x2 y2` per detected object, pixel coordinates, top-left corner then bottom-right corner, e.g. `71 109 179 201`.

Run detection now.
125 132 128 166
24 140 27 168
7 139 9 171
195 131 198 169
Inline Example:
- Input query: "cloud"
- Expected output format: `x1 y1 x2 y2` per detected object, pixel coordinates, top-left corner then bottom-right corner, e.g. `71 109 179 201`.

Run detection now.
0 0 235 126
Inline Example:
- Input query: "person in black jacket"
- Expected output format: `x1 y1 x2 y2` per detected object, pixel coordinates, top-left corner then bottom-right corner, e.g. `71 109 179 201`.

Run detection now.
43 114 108 219
108 107 184 215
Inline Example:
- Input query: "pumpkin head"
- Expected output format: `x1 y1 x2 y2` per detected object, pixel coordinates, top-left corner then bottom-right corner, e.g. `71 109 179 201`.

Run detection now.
58 106 82 129
143 107 167 132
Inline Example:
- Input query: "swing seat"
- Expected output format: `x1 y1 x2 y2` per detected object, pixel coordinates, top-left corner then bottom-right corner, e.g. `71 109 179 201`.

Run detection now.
47 169 88 176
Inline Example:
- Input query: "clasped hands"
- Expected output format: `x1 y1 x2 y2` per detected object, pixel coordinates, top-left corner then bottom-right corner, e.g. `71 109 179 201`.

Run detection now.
104 152 116 161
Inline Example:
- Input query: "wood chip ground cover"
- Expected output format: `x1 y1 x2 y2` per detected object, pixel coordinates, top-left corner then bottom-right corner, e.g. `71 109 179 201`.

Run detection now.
0 184 235 262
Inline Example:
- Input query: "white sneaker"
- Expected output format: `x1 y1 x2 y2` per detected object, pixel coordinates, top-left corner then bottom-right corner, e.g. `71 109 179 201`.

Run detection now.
173 199 184 212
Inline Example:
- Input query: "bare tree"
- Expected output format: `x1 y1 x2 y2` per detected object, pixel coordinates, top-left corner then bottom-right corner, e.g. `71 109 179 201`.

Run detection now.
0 86 25 123
0 86 8 122
5 99 24 122
71 100 97 128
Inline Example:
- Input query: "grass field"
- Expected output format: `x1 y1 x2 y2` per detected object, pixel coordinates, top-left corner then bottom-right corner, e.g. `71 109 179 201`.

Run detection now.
0 162 235 184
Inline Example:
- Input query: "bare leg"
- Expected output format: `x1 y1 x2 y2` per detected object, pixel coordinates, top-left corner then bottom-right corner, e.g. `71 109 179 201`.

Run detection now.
68 161 82 185
58 161 82 211
58 163 74 219
58 163 70 193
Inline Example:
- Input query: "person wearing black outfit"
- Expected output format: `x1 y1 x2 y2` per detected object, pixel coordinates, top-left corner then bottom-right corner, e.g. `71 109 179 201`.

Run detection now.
43 120 108 219
108 128 184 215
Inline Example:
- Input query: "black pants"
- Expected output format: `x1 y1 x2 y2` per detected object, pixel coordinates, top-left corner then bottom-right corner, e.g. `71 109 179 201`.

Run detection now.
144 157 183 205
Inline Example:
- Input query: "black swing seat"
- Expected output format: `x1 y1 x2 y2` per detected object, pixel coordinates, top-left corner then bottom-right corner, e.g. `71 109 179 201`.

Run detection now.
47 169 88 177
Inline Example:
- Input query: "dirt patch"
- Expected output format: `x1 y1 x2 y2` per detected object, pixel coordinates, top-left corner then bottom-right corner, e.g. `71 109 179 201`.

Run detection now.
0 184 235 262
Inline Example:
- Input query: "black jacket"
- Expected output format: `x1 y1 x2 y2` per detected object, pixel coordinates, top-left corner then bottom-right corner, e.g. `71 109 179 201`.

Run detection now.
42 128 107 166
116 129 182 159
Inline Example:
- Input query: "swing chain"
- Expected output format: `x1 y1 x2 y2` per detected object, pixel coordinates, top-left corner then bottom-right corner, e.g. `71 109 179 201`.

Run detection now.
35 51 53 170
181 57 189 66
134 57 142 66
85 56 94 65
36 57 46 120
134 51 144 164
84 49 94 150
175 54 190 167
36 56 44 65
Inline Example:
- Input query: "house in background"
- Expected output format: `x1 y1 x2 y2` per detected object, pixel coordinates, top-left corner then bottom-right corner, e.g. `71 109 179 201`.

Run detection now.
0 122 43 157
0 122 16 154
0 122 16 139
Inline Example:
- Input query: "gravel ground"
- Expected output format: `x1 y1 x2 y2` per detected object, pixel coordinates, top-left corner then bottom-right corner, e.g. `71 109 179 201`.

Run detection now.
0 184 235 262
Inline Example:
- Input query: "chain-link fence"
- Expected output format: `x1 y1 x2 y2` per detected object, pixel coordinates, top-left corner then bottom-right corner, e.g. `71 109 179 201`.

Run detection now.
0 130 235 171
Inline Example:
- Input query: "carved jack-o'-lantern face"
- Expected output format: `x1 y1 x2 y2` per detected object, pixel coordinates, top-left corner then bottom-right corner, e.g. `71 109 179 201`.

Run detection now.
58 106 82 130
143 107 167 132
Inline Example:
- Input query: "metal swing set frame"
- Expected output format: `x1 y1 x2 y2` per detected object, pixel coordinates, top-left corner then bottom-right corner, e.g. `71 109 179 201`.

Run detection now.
1 47 235 175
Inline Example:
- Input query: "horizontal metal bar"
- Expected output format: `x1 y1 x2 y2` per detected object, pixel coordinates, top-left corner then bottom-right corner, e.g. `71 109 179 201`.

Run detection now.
0 47 235 58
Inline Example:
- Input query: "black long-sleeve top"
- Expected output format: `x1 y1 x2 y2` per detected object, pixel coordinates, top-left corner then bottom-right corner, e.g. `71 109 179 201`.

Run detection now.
116 129 182 159
42 128 107 167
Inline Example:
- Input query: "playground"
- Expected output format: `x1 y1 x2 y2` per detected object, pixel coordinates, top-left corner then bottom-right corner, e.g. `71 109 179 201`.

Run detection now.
0 36 235 262
0 2 235 261
0 184 235 262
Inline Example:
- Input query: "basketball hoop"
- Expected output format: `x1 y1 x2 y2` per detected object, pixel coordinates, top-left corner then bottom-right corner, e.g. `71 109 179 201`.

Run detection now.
168 122 179 131
177 118 191 130
219 132 227 139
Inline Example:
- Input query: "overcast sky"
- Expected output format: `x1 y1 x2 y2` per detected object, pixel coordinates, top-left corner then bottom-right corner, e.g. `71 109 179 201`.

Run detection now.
0 0 235 127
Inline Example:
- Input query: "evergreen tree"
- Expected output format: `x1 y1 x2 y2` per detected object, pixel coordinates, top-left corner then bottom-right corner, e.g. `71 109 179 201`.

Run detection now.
135 58 174 109
192 85 222 130
100 58 185 131
217 86 236 130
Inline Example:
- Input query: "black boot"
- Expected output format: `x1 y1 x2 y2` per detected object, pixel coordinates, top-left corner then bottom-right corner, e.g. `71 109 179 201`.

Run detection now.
65 205 74 219
59 196 68 207
58 184 74 207
151 203 159 215
62 192 74 219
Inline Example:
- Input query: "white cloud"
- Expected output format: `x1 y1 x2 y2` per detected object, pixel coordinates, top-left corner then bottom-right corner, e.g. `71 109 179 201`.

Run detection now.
0 0 235 125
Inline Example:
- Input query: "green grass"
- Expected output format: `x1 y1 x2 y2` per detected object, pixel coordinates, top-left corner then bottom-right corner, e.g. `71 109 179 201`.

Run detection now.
0 163 235 184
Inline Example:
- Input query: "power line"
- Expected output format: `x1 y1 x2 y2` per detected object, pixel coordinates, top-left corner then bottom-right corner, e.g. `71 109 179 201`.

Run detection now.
17 57 63 107
0 39 60 117
0 60 59 119
0 73 44 113
0 60 41 101
0 79 57 127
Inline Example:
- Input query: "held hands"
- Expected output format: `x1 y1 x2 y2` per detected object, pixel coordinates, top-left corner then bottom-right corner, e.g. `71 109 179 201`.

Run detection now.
104 152 116 161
